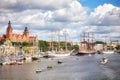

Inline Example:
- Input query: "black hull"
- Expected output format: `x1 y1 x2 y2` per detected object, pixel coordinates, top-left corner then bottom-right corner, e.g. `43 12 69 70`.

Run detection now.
32 57 39 61
42 54 54 58
76 51 96 56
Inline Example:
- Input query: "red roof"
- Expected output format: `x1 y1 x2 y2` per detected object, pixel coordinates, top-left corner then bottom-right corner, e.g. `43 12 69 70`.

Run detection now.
12 34 23 38
29 36 36 40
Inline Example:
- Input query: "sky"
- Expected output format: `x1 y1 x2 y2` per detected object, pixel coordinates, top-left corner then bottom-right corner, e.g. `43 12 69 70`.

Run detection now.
0 0 120 43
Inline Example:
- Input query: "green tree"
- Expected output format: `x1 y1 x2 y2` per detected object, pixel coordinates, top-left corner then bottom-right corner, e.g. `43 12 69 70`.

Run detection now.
115 45 120 50
39 40 49 52
95 41 106 44
73 45 79 51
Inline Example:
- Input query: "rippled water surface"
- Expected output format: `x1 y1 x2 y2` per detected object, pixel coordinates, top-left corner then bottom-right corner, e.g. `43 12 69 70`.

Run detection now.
0 54 120 80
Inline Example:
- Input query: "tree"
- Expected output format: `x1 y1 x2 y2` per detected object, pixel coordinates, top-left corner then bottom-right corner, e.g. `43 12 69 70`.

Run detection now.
38 40 49 52
95 41 106 44
115 45 120 50
73 45 79 51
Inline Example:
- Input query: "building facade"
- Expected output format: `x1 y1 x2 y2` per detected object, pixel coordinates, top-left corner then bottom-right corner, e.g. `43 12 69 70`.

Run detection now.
1 21 36 43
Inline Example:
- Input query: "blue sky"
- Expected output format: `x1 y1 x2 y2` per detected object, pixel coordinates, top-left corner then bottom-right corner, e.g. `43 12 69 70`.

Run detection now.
79 0 120 14
0 0 120 42
79 0 120 8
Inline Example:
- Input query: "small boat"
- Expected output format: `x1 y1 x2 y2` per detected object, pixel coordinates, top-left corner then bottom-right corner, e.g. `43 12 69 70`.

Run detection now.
36 69 43 73
32 57 39 61
1 61 10 65
9 61 17 65
47 66 52 69
42 54 51 58
100 57 108 64
57 60 63 64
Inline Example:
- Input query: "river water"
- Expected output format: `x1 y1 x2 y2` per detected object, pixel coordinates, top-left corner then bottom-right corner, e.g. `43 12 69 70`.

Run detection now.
0 54 120 80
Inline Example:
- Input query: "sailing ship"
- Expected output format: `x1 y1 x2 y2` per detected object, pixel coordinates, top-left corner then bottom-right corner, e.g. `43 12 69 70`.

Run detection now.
44 30 72 57
76 32 96 56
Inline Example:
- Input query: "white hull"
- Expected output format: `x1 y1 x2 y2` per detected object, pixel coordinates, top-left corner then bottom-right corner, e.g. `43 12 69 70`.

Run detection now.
2 61 10 65
48 53 70 57
102 51 114 54
25 56 32 61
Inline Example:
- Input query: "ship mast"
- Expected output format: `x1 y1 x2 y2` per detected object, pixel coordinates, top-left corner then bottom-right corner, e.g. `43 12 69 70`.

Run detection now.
64 30 67 52
83 32 86 49
87 32 90 51
49 31 54 51
58 30 61 51
104 36 108 51
91 32 94 50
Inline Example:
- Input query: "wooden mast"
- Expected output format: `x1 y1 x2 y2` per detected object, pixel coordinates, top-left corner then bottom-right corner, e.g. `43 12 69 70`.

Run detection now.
49 31 54 51
104 36 107 51
83 32 86 49
64 30 67 52
92 32 94 50
88 32 89 51
58 30 60 51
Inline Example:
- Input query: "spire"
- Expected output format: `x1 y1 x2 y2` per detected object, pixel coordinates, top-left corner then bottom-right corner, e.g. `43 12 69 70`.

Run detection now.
24 27 28 31
8 20 11 24
23 27 29 37
6 20 12 39
8 20 12 28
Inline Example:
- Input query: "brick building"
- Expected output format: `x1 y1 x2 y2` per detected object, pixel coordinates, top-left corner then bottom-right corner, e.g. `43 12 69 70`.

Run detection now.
0 21 36 43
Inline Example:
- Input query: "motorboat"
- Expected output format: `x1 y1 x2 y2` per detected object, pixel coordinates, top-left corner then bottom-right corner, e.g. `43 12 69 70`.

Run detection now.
57 60 63 64
100 57 108 64
36 69 43 73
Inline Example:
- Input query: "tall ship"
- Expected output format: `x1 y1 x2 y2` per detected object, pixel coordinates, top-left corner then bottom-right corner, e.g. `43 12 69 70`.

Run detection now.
76 32 96 56
43 30 73 57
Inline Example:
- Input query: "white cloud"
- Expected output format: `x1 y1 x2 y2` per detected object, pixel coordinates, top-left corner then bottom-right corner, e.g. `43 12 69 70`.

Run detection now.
0 0 73 11
89 4 120 26
52 0 88 22
0 0 120 41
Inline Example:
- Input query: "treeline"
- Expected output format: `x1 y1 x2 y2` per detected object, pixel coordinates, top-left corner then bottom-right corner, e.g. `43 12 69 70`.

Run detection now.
11 40 77 52
39 40 75 52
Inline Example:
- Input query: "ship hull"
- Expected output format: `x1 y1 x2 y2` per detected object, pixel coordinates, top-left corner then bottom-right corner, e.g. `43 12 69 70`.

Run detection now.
76 51 96 56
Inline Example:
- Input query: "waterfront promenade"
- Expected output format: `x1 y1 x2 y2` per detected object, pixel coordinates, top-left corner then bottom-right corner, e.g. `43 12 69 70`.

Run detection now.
0 53 120 80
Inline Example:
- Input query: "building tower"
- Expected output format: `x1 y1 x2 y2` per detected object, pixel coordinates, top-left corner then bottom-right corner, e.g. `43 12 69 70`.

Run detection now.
6 21 13 40
23 27 29 37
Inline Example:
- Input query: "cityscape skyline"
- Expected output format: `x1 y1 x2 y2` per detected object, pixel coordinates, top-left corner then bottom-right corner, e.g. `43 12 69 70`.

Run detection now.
0 0 120 42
